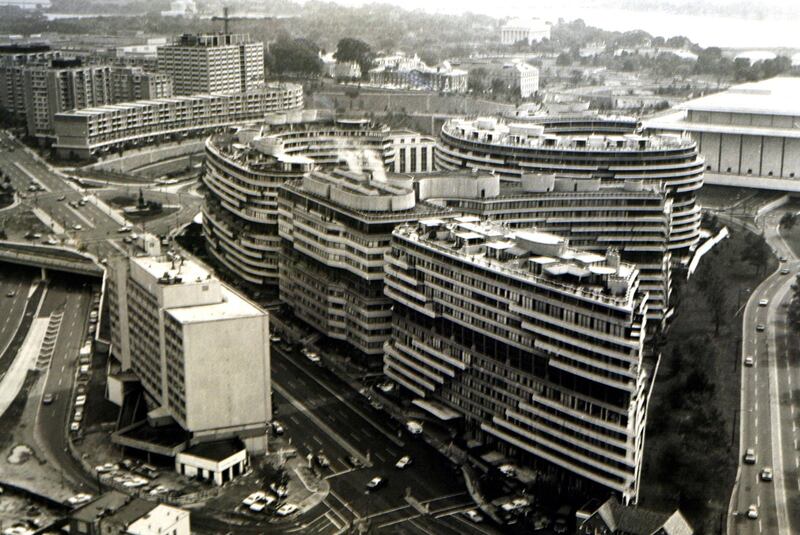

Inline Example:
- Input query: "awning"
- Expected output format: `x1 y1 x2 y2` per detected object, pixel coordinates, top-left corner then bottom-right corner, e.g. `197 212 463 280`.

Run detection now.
412 398 462 421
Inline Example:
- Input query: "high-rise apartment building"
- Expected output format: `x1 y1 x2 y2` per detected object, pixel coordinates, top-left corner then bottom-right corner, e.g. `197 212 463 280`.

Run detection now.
415 171 673 326
157 33 264 95
0 44 61 118
106 253 271 453
383 218 651 503
22 60 114 138
278 169 451 357
436 117 704 256
111 66 173 101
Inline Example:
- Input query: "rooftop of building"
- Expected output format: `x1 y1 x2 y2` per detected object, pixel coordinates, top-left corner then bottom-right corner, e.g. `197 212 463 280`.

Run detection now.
131 254 265 323
0 43 51 54
181 438 245 461
128 504 188 531
162 32 254 47
583 496 693 535
102 496 160 527
284 169 452 222
502 17 549 29
678 77 800 117
395 217 639 307
442 117 695 152
72 491 131 523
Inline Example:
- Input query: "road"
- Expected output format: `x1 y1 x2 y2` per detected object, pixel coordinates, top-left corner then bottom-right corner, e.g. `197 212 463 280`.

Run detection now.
0 267 35 363
0 131 197 260
730 207 800 535
33 276 98 492
191 346 497 535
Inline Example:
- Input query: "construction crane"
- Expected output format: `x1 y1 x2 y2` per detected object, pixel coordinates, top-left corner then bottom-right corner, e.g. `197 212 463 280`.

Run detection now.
211 7 278 34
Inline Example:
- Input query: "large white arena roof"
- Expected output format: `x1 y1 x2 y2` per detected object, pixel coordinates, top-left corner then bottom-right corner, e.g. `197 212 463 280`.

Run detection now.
679 77 800 117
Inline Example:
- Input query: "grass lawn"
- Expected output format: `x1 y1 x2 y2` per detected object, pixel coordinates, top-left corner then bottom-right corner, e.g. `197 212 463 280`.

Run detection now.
639 223 777 533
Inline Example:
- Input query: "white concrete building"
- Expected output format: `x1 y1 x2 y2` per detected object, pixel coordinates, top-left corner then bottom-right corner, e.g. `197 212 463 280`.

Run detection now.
388 130 436 173
127 504 191 535
51 83 304 159
106 253 271 454
157 33 264 96
384 218 651 503
278 169 451 357
644 77 800 188
175 439 248 486
501 18 550 46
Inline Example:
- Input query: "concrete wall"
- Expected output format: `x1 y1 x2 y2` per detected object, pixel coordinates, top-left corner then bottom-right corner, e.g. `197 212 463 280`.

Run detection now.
182 314 270 442
87 140 205 174
694 131 800 179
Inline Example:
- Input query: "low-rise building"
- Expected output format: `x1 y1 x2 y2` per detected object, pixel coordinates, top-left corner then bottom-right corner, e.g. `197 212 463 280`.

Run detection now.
388 130 436 173
334 60 361 81
369 55 467 94
278 169 451 358
70 491 190 535
578 496 693 534
383 218 652 503
500 17 551 45
51 83 304 159
106 253 271 455
644 77 800 185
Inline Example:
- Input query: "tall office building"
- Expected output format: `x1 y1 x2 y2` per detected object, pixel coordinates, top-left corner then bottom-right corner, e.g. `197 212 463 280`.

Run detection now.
383 218 651 503
106 253 271 454
415 171 673 326
278 169 451 357
157 33 265 96
436 117 704 256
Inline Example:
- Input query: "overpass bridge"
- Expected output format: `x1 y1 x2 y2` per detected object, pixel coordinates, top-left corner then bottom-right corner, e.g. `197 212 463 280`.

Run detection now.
0 241 104 278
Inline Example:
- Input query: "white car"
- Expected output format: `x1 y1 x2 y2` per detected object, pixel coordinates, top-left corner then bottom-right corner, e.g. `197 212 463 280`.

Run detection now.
70 421 80 431
748 505 758 519
79 365 90 375
464 509 483 523
759 299 769 306
395 455 412 469
242 491 266 506
744 356 754 367
406 420 423 435
499 463 516 477
123 477 148 488
305 351 320 364
67 493 92 506
761 467 773 481
270 482 288 498
117 225 132 233
249 502 267 513
276 503 298 516
75 395 87 406
148 485 169 496
377 382 395 394
72 224 82 231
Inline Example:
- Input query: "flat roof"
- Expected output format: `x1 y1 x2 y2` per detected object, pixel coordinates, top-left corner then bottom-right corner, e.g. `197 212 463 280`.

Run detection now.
72 491 130 522
132 255 211 286
182 438 245 461
167 286 264 324
679 77 800 117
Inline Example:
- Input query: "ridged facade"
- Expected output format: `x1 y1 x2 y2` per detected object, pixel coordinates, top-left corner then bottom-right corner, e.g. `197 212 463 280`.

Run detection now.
435 117 704 255
277 169 450 356
202 113 396 286
416 172 672 327
383 219 651 503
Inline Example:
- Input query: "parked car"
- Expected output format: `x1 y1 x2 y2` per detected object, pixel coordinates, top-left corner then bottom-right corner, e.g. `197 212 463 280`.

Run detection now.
271 421 284 436
276 503 298 516
366 476 385 490
395 455 412 469
464 509 483 523
316 454 330 468
499 464 516 477
67 494 92 506
347 455 364 468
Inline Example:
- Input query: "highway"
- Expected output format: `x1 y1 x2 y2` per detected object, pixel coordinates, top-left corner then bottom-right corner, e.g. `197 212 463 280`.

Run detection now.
730 207 800 535
34 277 98 492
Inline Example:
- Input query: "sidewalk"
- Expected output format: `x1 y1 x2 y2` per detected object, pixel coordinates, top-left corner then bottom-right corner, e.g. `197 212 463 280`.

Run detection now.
0 317 48 418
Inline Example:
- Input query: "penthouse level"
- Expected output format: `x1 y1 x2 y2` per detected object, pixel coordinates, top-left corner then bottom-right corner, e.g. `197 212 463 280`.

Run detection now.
384 218 651 502
202 111 422 287
51 83 303 160
278 169 451 357
415 171 672 328
436 117 704 255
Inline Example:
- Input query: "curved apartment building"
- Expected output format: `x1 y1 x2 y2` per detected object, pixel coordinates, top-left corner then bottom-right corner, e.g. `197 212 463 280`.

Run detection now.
415 172 672 327
278 169 450 356
202 111 396 286
436 117 704 254
383 218 652 503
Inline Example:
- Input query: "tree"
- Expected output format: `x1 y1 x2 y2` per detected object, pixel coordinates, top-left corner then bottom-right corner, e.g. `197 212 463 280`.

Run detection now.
555 52 572 66
468 67 489 94
334 37 374 80
741 231 771 275
266 36 323 76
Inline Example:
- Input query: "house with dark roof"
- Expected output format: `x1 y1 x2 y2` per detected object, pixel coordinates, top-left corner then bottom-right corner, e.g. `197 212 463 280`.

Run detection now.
69 490 190 535
578 496 693 535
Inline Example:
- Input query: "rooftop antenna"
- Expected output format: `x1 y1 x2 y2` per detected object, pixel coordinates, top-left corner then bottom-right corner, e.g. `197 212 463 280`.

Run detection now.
212 7 231 34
